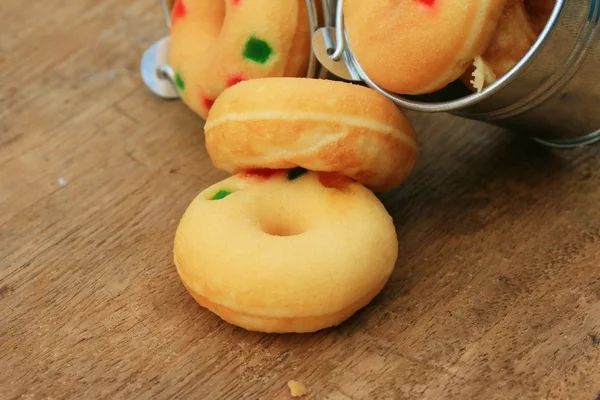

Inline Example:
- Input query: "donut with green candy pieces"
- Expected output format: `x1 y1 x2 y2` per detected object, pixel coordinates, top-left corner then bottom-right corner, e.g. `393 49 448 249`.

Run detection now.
173 169 398 333
167 0 314 119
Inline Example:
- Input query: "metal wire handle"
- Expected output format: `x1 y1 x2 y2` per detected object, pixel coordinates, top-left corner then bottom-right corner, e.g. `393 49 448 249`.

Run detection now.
325 0 345 61
157 65 177 89
161 0 172 28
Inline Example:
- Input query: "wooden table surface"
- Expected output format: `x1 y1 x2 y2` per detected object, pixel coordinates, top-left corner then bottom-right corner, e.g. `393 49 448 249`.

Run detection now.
2 1 599 399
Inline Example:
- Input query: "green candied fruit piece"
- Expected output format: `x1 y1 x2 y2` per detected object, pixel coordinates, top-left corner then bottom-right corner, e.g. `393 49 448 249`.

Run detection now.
242 36 273 64
174 72 185 92
211 189 232 200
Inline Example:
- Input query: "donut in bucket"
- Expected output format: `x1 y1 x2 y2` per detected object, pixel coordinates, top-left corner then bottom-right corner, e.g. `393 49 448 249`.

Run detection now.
460 0 538 92
343 0 507 95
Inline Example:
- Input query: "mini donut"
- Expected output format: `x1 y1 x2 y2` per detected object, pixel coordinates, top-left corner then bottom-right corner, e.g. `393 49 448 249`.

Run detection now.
173 169 399 333
168 0 313 119
203 77 419 192
461 0 538 92
343 0 507 95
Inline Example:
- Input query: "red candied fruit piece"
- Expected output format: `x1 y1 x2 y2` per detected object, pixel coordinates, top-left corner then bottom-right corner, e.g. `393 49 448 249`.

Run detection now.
318 172 352 190
241 168 280 180
417 0 436 6
171 0 187 25
203 97 215 111
226 74 246 88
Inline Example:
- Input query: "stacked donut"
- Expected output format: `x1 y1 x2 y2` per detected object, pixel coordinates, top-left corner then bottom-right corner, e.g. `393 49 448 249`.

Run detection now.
173 78 419 333
343 0 555 94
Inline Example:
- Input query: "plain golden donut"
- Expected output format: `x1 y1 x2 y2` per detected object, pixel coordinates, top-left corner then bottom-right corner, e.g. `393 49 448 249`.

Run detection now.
204 77 419 192
168 0 312 119
461 0 538 92
173 169 398 333
343 0 507 95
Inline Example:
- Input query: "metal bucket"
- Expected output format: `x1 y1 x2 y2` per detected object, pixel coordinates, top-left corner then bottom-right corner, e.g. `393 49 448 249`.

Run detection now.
313 0 600 148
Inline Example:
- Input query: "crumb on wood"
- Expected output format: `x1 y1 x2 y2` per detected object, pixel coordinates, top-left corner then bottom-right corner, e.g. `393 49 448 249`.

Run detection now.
58 177 67 187
589 334 600 345
287 380 307 398
0 286 11 297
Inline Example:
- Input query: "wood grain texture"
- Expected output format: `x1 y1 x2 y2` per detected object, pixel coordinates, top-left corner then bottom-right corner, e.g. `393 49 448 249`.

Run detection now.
1 1 599 399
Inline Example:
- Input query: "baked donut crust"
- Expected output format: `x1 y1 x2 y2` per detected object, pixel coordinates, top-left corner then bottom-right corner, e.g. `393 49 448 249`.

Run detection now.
173 170 399 333
204 78 419 192
180 277 389 333
168 0 312 119
343 0 507 95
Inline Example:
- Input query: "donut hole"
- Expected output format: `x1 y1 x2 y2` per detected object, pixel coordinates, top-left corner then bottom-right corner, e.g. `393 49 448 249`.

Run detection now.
258 214 307 237
261 223 303 237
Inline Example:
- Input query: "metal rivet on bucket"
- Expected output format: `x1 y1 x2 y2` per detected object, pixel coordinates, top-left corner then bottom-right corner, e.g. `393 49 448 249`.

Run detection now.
312 0 600 148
